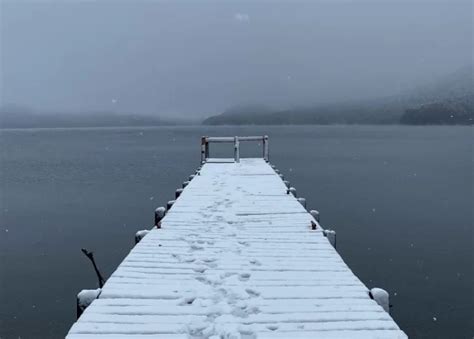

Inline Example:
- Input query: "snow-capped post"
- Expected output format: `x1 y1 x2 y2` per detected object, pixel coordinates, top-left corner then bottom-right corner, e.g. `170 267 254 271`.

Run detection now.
189 174 195 181
167 200 175 210
283 180 290 188
182 181 190 188
175 188 184 199
323 229 337 248
274 169 281 174
76 288 101 319
279 174 285 180
369 288 390 313
310 210 320 222
154 206 166 227
297 197 307 209
135 230 149 244
288 187 297 196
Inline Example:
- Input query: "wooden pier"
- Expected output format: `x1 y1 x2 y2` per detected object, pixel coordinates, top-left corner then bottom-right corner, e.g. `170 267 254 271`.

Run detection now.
67 136 406 339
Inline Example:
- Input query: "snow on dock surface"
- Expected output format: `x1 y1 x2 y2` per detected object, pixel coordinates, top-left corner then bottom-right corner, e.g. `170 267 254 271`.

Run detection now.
67 158 406 339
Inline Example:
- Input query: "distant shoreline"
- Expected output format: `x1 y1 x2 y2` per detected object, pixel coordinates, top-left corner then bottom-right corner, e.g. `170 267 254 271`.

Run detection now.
1 123 472 131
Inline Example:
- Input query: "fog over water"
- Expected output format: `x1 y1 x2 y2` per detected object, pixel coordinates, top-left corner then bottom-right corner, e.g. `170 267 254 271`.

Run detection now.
1 1 472 117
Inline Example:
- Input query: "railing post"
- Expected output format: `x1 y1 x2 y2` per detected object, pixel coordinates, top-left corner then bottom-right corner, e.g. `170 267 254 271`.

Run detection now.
263 135 269 162
201 136 207 163
234 136 240 163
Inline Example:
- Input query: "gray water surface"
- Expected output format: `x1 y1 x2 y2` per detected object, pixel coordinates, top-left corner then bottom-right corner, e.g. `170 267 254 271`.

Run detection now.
0 126 472 338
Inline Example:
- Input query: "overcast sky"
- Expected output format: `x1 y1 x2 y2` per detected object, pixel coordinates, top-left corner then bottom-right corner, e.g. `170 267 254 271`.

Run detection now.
0 0 472 117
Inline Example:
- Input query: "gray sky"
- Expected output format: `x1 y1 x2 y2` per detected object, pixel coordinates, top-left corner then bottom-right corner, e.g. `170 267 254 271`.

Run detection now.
1 0 472 117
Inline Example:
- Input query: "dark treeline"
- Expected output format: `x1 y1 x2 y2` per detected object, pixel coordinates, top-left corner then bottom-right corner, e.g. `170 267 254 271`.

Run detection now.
400 95 473 125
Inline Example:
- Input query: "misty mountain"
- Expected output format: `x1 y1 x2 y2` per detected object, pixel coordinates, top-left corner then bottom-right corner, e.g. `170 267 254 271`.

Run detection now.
0 105 181 128
203 66 473 125
405 65 473 103
400 94 474 125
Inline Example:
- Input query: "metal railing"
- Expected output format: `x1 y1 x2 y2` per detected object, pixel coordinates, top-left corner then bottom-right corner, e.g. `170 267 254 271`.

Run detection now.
201 136 269 163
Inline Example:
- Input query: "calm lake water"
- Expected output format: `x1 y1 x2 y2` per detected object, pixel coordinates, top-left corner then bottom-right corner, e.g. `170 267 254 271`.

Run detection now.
0 126 472 338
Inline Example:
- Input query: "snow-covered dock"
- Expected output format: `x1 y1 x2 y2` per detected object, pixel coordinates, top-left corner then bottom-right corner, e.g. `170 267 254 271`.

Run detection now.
67 137 406 339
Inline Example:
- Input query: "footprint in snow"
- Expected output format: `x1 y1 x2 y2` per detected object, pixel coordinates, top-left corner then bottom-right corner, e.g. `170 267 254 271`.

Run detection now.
239 273 251 281
190 243 204 251
195 276 211 285
245 288 260 297
193 266 207 274
203 257 217 263
249 259 261 266
220 272 237 279
178 295 196 306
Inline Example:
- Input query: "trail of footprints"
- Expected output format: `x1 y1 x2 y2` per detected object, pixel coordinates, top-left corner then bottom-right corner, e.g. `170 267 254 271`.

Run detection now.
172 175 266 338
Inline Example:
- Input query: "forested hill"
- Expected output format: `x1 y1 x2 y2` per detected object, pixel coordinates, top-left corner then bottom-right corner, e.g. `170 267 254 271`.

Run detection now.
203 66 473 126
400 95 473 125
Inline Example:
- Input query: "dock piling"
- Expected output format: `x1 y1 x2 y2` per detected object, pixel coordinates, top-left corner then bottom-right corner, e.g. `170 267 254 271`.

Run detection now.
310 210 320 222
167 200 176 210
175 188 184 199
135 230 150 244
154 207 166 227
369 288 390 313
323 229 337 248
297 197 307 208
76 289 101 319
289 187 297 196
